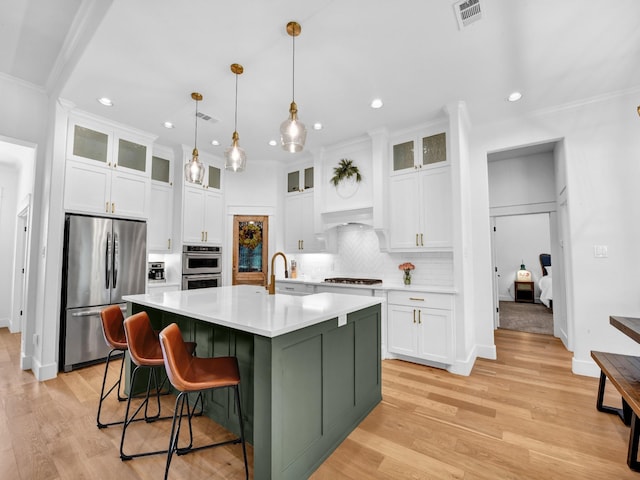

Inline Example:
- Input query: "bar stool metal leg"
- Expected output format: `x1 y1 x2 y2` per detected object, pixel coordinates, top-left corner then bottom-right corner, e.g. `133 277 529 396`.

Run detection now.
96 348 126 428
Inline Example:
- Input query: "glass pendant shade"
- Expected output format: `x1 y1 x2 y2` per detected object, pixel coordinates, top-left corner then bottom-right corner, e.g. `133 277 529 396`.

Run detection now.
281 21 306 153
280 101 307 153
225 63 246 172
185 92 205 184
185 148 205 184
225 132 246 172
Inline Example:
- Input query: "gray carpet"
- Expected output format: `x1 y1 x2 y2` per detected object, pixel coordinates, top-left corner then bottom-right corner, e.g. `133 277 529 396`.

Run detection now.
498 301 554 335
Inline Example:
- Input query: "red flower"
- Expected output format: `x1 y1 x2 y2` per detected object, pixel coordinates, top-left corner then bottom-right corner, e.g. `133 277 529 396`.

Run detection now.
398 262 415 271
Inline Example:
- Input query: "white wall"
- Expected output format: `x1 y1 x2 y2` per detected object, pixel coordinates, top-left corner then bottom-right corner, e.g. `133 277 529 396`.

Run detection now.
0 170 18 326
470 88 640 377
0 75 49 376
488 153 555 209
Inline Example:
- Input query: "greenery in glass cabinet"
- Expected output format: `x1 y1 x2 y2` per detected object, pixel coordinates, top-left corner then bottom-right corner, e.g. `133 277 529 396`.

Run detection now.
330 159 362 187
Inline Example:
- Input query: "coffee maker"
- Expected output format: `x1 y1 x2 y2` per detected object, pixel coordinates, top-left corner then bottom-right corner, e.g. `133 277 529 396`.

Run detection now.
148 262 165 282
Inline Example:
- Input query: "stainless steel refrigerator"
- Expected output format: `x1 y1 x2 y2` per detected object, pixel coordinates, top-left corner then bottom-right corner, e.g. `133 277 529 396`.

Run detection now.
60 214 146 372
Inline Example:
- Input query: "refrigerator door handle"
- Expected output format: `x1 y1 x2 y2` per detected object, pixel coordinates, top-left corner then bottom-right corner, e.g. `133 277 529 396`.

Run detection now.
106 232 112 289
113 232 119 288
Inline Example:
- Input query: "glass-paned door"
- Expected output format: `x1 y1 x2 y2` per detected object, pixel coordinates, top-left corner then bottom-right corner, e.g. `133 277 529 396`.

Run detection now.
233 215 268 286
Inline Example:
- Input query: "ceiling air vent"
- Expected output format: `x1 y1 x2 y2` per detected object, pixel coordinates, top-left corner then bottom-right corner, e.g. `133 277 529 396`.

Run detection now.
453 0 482 29
196 111 218 124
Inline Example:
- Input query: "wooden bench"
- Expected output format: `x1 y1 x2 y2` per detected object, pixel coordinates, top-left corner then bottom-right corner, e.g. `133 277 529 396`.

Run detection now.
591 350 640 471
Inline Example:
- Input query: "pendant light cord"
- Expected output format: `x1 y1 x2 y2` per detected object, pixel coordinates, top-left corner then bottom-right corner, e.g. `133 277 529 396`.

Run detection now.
234 73 239 131
194 98 199 149
291 33 296 103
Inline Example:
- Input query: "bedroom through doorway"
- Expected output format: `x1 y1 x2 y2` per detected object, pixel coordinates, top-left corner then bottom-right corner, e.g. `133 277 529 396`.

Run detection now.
487 141 567 343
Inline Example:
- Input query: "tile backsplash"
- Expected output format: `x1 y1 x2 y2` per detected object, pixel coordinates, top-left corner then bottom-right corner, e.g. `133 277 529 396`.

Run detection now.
289 224 453 286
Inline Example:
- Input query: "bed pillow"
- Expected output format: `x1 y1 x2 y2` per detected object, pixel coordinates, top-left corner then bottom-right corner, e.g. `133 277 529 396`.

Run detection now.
545 267 552 276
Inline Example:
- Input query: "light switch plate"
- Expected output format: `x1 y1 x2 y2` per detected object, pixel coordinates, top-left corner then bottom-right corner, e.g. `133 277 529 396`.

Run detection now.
594 245 608 258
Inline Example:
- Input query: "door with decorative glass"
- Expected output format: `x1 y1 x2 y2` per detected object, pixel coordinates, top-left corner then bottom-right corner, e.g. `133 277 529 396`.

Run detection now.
232 215 268 286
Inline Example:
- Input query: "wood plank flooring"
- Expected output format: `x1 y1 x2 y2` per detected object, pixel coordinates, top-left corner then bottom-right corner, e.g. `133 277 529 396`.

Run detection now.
0 327 636 479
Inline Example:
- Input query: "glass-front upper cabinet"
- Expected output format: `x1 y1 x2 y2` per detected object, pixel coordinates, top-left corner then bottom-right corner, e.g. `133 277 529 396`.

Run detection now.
391 129 447 174
67 117 151 177
287 166 314 193
68 120 112 166
117 138 147 173
151 155 172 184
207 164 221 189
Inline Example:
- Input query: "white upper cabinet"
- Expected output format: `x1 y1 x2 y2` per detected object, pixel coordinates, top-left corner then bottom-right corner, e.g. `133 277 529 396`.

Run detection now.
148 146 174 252
286 165 314 193
388 128 452 251
182 152 223 245
284 191 323 252
63 115 154 219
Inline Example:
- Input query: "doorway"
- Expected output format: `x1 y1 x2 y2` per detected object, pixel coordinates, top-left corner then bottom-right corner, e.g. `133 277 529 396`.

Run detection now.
232 215 268 286
487 141 568 344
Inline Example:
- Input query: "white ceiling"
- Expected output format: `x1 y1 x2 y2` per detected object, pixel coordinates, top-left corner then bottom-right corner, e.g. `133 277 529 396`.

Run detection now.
2 0 640 167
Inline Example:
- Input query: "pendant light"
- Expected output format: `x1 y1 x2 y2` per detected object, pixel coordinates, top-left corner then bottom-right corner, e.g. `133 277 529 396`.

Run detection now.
280 21 307 153
184 92 205 184
224 63 247 172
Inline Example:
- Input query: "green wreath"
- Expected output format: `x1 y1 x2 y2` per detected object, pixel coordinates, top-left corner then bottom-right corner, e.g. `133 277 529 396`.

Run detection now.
330 159 362 187
239 223 262 250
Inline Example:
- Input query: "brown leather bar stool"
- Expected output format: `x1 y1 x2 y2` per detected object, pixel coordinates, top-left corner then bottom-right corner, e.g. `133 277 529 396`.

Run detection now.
97 305 128 428
120 311 198 461
159 323 249 480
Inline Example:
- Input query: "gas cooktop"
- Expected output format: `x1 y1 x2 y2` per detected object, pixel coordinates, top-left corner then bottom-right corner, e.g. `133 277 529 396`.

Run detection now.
323 277 383 285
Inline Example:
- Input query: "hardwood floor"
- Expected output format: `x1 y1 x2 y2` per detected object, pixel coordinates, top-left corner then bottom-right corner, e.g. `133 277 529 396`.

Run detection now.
0 327 635 479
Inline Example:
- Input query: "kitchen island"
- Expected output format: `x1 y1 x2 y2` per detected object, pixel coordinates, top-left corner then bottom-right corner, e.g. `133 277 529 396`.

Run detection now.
123 285 383 480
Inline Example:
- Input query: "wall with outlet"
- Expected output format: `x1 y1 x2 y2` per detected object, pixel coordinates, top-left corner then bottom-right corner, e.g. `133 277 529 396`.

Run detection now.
287 223 454 286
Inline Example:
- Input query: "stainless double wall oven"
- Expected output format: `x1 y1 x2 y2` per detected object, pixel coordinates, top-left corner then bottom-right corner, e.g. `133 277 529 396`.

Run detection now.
182 245 222 289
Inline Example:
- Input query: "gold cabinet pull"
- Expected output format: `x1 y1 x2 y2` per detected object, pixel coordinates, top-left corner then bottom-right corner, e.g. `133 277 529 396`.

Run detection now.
418 310 422 324
420 233 424 246
409 297 425 302
105 201 109 212
167 238 171 250
111 203 115 213
415 233 419 246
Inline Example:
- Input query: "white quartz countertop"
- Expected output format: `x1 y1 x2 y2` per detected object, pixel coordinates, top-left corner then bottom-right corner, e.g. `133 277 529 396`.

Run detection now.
123 285 383 338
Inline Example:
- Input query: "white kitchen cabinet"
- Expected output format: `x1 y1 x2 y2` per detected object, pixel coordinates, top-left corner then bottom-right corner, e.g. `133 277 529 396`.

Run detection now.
148 184 173 251
284 191 323 252
387 290 453 364
276 282 315 296
388 166 452 250
286 165 314 193
148 149 175 252
182 160 223 245
63 117 152 219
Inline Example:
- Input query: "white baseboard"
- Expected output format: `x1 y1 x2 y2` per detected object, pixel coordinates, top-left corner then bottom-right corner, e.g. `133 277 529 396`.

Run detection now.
31 357 58 381
475 343 497 360
20 353 32 370
0 317 9 328
572 356 600 378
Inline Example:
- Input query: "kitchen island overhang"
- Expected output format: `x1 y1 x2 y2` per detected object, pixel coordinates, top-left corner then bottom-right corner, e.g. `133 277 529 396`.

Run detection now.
123 285 383 480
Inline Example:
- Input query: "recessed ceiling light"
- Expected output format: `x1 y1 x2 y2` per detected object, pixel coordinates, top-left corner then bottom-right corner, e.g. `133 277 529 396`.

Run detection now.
313 122 323 131
268 140 277 146
163 121 175 129
211 140 220 146
508 91 522 102
370 98 383 109
98 97 113 107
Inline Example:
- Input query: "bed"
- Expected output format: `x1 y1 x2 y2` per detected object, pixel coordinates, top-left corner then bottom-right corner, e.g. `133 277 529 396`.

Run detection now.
538 253 552 309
